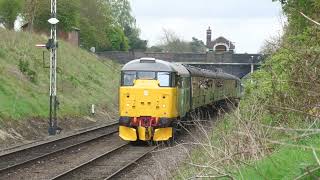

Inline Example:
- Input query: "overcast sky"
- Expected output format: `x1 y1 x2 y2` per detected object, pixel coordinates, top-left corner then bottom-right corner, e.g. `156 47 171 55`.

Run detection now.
129 0 285 53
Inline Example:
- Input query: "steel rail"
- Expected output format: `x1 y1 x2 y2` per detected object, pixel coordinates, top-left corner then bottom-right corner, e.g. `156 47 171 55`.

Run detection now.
105 145 158 179
50 143 129 180
0 122 118 173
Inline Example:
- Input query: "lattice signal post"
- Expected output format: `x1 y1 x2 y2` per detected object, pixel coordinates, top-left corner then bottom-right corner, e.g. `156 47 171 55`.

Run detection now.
36 0 60 135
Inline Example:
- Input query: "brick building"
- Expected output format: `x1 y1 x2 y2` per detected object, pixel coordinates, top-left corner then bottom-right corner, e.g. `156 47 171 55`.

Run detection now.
21 23 80 47
206 27 235 53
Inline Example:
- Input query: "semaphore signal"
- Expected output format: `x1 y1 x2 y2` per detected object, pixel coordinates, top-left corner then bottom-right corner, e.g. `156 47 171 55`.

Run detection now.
37 0 61 135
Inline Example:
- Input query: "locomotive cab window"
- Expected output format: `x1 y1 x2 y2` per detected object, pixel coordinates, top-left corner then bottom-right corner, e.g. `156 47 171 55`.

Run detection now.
122 71 136 86
121 71 176 87
137 71 156 80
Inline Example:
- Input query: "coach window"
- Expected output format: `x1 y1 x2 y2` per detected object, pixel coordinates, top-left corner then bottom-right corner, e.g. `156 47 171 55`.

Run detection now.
157 72 170 87
122 71 136 86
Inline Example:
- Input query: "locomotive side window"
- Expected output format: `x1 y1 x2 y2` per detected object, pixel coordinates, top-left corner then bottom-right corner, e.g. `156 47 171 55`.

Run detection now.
122 71 136 86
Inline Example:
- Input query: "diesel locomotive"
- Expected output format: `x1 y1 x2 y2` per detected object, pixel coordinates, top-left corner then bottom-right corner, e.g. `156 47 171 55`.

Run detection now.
118 58 241 142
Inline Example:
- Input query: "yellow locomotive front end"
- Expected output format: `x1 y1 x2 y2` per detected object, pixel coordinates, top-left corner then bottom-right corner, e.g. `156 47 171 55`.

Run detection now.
118 58 179 142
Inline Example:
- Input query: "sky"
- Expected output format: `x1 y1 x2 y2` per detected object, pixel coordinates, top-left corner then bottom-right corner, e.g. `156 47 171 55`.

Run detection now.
129 0 285 53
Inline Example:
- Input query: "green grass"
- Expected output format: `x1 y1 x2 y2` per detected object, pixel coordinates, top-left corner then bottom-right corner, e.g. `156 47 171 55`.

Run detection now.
0 29 120 121
237 136 320 180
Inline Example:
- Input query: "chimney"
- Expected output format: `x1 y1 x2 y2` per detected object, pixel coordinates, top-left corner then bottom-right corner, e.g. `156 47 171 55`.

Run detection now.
206 26 212 47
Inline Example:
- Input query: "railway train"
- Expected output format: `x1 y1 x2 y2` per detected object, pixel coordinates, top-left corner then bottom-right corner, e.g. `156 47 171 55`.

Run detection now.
118 58 242 142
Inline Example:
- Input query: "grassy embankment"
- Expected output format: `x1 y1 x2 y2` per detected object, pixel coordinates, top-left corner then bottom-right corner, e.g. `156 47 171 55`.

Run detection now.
175 95 320 179
0 29 120 123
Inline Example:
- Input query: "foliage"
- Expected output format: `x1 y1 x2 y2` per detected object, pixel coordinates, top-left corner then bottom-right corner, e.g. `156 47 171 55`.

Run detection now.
19 0 145 51
148 46 164 53
0 0 23 29
107 0 135 29
237 136 320 179
32 0 79 32
18 59 37 83
247 0 320 122
190 37 206 53
107 26 129 51
125 26 147 50
177 1 320 179
79 0 112 50
107 0 147 50
22 0 39 32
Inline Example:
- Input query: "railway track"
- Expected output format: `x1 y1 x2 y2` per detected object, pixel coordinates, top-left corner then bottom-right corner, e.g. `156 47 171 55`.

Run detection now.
52 144 157 180
0 122 118 173
0 122 157 180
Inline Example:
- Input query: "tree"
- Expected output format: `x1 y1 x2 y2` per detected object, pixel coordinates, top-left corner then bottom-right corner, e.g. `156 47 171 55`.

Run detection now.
107 0 135 29
0 0 23 30
107 26 129 51
148 30 207 53
124 26 147 50
190 37 206 53
79 0 112 50
158 29 192 53
107 0 147 50
31 0 80 32
147 46 164 52
23 0 40 32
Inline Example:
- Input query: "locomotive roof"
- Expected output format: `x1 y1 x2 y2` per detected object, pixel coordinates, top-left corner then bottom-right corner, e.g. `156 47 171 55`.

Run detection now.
122 58 239 81
121 58 190 77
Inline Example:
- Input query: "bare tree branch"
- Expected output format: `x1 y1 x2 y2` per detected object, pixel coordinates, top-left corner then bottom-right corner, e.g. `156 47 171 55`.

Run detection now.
300 12 320 26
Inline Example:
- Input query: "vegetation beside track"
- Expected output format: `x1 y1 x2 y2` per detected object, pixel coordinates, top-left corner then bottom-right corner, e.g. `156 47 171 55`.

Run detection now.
0 29 120 122
175 1 320 179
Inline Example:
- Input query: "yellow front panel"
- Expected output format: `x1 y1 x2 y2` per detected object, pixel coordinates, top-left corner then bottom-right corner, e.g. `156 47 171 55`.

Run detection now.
119 80 178 118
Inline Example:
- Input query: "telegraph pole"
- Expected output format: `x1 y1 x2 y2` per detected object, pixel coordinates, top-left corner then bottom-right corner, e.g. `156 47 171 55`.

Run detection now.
48 0 59 135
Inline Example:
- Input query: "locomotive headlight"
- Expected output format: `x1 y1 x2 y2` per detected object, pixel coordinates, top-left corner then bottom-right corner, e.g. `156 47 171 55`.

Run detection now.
126 104 129 106
162 105 166 108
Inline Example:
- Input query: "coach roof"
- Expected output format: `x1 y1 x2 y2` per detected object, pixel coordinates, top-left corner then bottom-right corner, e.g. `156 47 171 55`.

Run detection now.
121 58 190 77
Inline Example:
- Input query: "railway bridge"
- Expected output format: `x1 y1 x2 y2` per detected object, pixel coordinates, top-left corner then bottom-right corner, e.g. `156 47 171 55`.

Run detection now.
97 27 264 78
97 51 263 78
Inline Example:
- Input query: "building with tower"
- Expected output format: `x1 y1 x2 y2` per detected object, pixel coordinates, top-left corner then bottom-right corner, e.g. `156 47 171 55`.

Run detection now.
206 27 235 53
